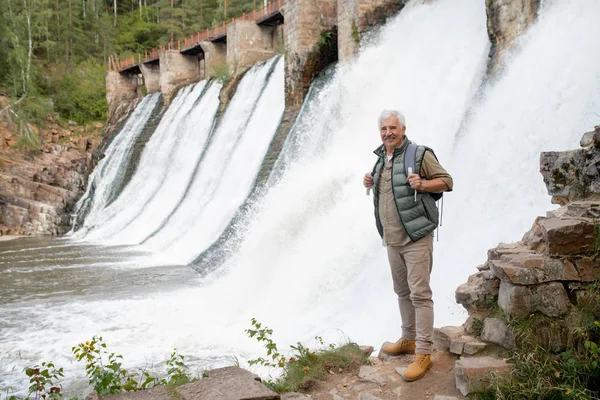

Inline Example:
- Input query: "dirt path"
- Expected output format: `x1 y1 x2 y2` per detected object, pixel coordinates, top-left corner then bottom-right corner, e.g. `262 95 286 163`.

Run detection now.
287 350 464 400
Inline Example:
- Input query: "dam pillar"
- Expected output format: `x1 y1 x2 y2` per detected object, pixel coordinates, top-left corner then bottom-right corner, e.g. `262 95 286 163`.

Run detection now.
283 0 338 108
201 41 227 79
337 0 407 62
486 0 540 69
139 62 161 93
159 50 201 105
227 20 277 77
105 71 139 119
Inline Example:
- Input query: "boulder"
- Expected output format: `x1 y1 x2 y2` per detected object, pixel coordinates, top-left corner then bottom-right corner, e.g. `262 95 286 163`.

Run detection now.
488 242 535 260
175 366 279 400
434 326 465 352
463 316 483 336
498 281 571 319
454 356 512 396
481 317 515 349
497 280 534 318
571 258 600 282
580 129 596 148
561 201 600 219
434 326 487 355
532 282 572 317
359 345 375 357
522 217 547 253
540 140 600 204
540 218 596 256
476 262 490 271
455 271 500 315
463 341 487 356
490 254 580 285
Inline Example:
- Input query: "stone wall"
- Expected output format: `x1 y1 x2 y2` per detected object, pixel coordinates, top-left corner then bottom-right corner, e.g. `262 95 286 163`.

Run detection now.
442 129 600 395
139 62 161 93
455 129 600 358
337 0 406 62
227 20 277 76
486 0 541 69
105 71 140 121
284 0 338 108
159 50 201 105
201 41 227 79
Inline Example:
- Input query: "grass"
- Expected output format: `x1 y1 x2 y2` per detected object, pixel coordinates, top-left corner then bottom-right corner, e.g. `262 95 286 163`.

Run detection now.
245 318 368 393
264 342 368 393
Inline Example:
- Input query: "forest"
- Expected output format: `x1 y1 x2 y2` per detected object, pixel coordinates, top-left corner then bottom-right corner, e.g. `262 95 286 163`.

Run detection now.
0 0 258 137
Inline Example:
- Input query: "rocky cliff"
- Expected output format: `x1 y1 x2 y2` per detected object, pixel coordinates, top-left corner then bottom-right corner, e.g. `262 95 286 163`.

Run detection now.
0 95 138 236
449 128 600 395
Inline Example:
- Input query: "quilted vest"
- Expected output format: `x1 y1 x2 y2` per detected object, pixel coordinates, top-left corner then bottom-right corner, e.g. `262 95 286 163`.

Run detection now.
372 138 439 242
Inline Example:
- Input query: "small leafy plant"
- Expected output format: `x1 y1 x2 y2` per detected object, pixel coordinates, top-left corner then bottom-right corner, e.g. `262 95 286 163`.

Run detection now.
159 349 191 386
72 336 139 395
25 362 64 400
245 318 286 368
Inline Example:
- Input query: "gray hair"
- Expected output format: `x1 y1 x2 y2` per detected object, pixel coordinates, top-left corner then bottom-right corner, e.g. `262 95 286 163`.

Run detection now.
378 110 406 128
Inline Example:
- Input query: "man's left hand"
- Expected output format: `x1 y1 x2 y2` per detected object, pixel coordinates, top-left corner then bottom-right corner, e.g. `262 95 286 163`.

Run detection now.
407 173 423 191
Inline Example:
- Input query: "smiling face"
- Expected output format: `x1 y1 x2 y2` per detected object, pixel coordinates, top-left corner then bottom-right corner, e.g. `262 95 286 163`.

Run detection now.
379 115 406 154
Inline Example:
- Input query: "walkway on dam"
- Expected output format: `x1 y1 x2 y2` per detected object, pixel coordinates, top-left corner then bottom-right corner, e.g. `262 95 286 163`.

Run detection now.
111 0 285 74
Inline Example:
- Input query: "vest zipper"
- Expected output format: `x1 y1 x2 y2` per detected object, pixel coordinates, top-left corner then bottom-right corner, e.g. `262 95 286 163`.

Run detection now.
390 157 411 240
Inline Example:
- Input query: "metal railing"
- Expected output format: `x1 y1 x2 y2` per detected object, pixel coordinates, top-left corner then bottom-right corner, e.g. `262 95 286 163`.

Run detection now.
111 0 284 72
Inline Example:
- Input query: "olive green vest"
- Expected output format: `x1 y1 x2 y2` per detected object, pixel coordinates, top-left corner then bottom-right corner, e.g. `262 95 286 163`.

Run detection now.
372 138 439 242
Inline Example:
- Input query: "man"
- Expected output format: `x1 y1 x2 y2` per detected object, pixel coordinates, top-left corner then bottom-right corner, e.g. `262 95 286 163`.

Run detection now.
363 110 453 382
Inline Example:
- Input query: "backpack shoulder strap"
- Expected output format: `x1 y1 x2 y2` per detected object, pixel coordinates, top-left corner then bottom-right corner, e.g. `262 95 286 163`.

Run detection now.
404 143 418 175
410 144 444 201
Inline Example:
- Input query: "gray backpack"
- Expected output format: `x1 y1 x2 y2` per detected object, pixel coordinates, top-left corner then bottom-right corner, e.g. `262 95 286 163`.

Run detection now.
404 143 443 201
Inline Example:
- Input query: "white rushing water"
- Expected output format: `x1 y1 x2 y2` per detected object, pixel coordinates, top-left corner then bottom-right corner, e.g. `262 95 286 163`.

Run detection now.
2 0 600 393
72 80 220 242
70 93 162 231
141 57 285 265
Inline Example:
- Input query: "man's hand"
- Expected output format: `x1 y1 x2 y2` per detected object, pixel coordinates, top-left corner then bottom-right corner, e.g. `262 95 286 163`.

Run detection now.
407 173 422 190
363 173 374 188
408 174 449 193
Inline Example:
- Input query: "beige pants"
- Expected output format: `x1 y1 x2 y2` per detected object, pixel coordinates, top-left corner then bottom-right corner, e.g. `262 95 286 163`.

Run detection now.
386 234 434 354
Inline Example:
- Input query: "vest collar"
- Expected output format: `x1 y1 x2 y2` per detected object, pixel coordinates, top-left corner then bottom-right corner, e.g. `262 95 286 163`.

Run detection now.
373 136 411 158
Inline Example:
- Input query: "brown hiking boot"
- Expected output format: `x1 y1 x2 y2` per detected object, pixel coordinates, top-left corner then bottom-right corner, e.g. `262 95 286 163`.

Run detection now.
402 353 432 382
380 338 416 356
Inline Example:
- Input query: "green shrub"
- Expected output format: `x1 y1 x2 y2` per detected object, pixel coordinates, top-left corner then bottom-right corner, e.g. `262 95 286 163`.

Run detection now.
3 362 65 400
72 336 141 395
317 30 334 49
159 349 191 387
72 337 193 396
50 59 107 125
211 62 231 84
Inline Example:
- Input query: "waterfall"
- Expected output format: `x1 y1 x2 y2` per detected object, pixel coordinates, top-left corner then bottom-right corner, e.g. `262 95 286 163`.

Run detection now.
140 56 284 265
69 93 162 232
201 0 491 349
3 0 600 390
72 80 219 242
